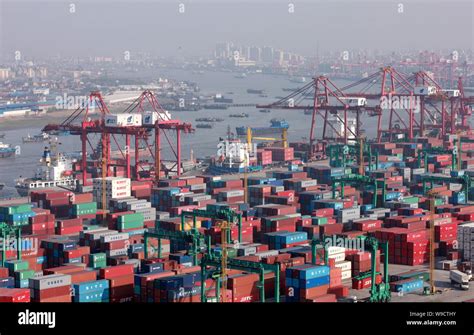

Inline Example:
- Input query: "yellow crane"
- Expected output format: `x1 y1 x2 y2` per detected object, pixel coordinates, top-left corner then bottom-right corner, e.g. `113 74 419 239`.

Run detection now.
246 128 288 148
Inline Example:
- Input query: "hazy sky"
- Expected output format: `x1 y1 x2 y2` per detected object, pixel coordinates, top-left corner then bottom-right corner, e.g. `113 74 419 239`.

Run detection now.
0 0 472 59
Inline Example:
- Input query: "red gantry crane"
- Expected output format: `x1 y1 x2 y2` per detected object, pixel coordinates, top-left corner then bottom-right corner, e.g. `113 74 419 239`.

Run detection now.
43 90 193 187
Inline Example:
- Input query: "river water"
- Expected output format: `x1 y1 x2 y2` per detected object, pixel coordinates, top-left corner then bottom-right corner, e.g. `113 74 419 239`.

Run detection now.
0 69 403 197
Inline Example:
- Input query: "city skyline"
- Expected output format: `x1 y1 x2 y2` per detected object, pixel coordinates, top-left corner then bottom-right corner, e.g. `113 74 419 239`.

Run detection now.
1 0 472 60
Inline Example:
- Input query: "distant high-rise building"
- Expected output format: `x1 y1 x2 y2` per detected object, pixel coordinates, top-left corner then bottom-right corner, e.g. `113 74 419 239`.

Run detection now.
215 42 233 59
262 46 274 63
249 47 261 62
273 50 284 66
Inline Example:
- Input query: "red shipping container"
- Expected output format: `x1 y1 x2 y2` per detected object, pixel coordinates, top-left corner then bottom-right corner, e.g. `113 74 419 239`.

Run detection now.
56 225 83 235
0 288 30 302
69 270 97 284
0 267 8 277
299 284 329 299
38 294 71 303
32 285 71 300
306 293 337 302
100 264 134 279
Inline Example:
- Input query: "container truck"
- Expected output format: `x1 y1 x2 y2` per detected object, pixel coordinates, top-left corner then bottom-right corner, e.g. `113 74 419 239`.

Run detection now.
450 270 470 290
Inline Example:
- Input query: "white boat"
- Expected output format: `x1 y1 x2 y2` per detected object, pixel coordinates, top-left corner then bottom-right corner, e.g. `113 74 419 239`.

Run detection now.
15 143 77 196
289 76 307 84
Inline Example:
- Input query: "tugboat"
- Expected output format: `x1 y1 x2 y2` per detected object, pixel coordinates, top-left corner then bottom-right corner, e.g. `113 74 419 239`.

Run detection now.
22 132 49 143
0 142 19 158
0 133 5 139
0 182 4 191
15 140 77 196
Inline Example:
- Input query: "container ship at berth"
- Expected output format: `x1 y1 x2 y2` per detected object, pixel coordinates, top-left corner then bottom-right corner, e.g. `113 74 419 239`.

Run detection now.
15 145 77 196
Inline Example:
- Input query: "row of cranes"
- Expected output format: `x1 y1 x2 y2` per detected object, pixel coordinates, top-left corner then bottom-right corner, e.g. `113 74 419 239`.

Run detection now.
42 66 473 185
258 67 474 160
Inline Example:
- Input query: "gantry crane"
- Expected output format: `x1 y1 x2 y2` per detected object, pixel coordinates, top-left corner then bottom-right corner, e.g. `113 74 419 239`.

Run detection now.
425 189 439 295
420 174 471 202
246 127 288 148
326 138 379 171
42 91 193 186
0 223 23 267
200 253 281 303
311 235 390 302
331 174 386 207
417 146 458 172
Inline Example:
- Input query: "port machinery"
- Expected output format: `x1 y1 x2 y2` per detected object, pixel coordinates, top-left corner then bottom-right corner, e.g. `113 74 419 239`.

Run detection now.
258 66 473 160
43 90 193 186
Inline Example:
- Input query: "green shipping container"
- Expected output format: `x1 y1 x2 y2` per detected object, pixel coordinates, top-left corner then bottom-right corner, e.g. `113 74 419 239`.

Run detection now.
89 253 106 263
312 217 328 225
15 269 35 281
0 204 33 215
91 260 107 269
6 260 29 272
118 213 144 224
118 220 144 230
401 196 419 204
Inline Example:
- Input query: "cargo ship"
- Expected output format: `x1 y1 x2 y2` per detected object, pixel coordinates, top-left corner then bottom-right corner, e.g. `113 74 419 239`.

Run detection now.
213 94 233 104
229 113 249 118
15 145 77 196
0 142 19 158
195 117 224 122
236 118 289 137
203 104 228 110
22 132 50 143
196 123 213 129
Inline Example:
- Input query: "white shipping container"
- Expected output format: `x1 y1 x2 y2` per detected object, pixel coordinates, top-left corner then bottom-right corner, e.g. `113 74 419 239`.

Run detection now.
299 179 317 188
101 233 130 243
442 89 460 98
104 113 142 127
335 261 352 272
340 97 367 107
142 110 172 125
30 274 72 290
341 269 352 280
327 246 346 256
106 248 128 257
223 190 245 197
414 86 437 96
328 253 346 263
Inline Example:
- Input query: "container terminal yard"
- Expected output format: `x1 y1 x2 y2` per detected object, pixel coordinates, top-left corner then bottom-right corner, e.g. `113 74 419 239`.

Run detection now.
0 64 474 306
